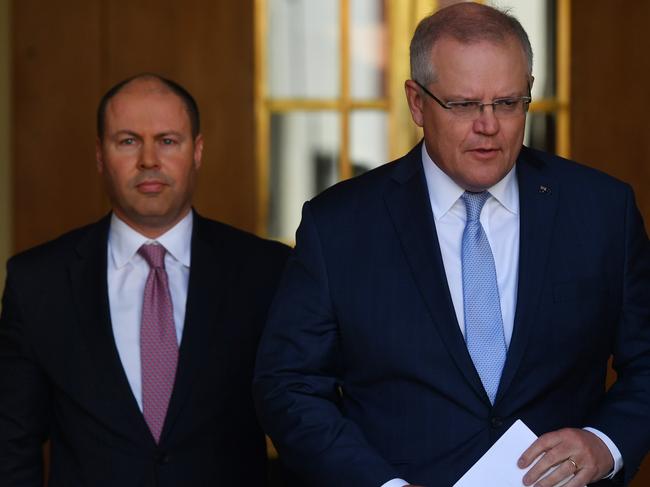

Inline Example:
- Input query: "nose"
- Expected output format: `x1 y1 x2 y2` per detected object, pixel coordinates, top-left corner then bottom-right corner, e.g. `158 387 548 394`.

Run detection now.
138 141 160 169
472 104 500 135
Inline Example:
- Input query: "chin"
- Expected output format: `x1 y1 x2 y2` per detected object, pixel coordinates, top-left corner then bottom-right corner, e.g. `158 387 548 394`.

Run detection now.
462 179 496 192
132 200 172 215
473 168 510 189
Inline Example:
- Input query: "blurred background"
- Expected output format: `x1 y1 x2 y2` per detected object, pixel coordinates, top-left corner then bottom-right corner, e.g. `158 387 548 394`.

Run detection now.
0 0 648 484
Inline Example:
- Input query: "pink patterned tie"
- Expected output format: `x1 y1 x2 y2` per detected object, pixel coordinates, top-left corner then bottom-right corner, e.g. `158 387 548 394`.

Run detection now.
138 243 178 443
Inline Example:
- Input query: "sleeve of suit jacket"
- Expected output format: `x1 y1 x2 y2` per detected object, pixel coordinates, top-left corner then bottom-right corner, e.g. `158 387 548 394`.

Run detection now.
588 185 650 485
254 202 399 487
0 259 50 486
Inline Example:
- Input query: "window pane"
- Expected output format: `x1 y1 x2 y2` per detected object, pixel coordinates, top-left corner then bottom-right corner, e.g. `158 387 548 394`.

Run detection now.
267 0 340 99
487 0 556 99
525 112 556 153
350 110 388 174
268 112 340 240
350 0 387 100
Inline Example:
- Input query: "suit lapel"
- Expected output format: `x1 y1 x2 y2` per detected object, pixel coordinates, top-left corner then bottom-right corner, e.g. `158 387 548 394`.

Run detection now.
160 213 227 442
496 148 559 404
384 145 489 404
68 215 153 444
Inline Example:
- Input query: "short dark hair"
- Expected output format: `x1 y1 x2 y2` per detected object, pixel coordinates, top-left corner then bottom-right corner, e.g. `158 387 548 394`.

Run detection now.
410 2 533 85
96 73 200 138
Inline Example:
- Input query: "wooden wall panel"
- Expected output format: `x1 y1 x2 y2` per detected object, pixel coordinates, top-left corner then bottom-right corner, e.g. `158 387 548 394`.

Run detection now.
12 0 106 252
571 1 650 221
571 2 650 485
101 0 258 233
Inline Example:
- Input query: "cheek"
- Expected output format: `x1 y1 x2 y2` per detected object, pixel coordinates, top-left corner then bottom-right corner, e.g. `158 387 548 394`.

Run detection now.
167 159 197 188
445 127 472 160
428 118 462 149
440 118 470 145
103 162 136 193
504 121 526 146
107 165 130 185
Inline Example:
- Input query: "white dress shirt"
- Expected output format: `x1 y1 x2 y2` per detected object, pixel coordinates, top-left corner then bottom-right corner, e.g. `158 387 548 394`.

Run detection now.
423 144 519 343
107 211 192 411
380 146 621 487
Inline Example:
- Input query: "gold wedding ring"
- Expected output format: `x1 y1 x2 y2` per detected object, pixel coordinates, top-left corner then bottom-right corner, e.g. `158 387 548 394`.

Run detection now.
567 457 579 473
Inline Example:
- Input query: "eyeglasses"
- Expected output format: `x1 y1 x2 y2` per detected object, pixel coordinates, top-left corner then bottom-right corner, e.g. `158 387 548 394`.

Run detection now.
413 80 531 119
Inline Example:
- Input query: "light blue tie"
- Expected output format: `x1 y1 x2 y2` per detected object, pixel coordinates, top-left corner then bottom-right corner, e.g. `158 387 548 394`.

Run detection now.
461 191 507 404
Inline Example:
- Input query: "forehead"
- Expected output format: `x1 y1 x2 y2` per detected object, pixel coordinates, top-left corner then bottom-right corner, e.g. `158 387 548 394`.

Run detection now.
104 80 191 133
430 37 528 93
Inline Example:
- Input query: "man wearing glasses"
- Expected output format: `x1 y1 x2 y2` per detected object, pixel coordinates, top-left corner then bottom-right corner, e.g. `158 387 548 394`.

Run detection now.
255 3 650 487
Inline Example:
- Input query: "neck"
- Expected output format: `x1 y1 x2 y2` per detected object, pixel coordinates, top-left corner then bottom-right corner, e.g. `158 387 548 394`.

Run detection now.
112 208 192 239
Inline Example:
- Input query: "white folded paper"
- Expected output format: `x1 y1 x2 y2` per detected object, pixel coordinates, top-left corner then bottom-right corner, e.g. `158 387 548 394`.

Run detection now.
453 419 573 487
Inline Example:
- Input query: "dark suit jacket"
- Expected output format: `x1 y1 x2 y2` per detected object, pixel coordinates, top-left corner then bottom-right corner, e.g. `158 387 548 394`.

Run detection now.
0 211 290 486
254 144 650 487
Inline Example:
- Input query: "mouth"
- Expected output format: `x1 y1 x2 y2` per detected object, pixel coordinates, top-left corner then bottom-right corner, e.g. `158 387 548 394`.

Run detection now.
136 181 168 193
467 147 501 159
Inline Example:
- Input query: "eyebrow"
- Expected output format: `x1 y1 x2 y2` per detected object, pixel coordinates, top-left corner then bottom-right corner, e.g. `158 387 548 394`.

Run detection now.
112 130 140 138
156 131 185 139
111 130 186 139
445 91 526 101
457 84 532 100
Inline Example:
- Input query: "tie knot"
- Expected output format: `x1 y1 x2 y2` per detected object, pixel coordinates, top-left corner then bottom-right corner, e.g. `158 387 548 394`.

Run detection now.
138 243 166 269
461 191 490 222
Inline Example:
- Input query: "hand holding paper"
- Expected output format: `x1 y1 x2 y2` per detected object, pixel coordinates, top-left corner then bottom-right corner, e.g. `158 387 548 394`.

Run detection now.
453 420 575 487
519 427 613 487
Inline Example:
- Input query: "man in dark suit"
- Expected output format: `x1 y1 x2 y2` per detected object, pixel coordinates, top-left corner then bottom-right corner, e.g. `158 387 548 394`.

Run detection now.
0 73 289 486
253 3 650 487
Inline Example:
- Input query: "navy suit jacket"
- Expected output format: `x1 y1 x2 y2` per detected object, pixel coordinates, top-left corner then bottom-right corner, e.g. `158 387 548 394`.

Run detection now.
254 144 650 486
0 212 290 486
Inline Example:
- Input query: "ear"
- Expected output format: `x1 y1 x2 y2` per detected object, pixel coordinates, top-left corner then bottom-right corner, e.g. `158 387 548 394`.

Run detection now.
404 80 425 128
95 137 104 173
193 134 204 170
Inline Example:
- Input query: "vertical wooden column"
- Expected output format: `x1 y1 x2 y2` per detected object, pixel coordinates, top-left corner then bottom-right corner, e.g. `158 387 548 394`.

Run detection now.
0 0 11 294
571 2 650 485
11 1 107 252
12 0 106 252
570 1 650 221
12 0 258 254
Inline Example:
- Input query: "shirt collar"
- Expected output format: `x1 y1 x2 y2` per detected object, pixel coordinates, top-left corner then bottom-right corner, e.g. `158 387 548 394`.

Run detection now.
108 211 193 269
421 143 519 220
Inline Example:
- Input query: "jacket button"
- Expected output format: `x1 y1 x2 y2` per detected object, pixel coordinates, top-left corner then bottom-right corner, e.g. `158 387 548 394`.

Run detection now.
157 452 171 465
490 417 503 428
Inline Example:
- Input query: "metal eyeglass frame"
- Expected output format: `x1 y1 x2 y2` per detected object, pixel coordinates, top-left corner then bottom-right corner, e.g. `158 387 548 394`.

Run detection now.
413 79 532 117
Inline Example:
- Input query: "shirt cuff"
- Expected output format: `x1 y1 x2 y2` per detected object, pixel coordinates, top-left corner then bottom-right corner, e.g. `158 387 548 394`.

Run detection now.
583 427 623 478
380 479 410 487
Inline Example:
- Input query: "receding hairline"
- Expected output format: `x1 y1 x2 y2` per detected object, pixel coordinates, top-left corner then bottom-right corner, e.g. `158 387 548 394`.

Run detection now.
100 79 193 139
103 78 185 117
112 75 176 96
97 73 201 138
430 32 530 67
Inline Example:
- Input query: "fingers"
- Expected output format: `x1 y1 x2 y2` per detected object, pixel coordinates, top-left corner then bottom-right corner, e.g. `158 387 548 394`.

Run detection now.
520 430 569 485
526 458 577 487
518 430 565 468
523 452 571 485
